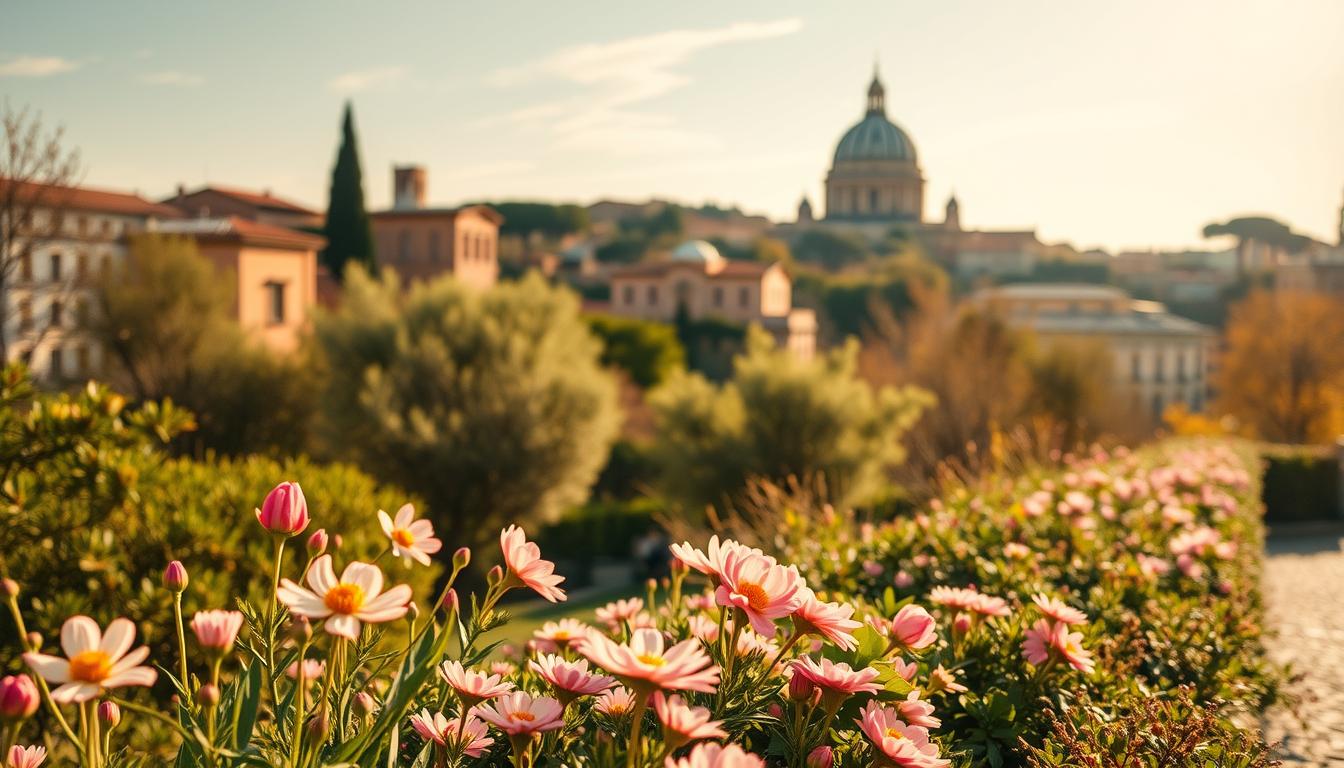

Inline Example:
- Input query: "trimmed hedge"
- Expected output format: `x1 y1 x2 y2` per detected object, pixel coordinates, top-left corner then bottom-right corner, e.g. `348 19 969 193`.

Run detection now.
1261 443 1339 522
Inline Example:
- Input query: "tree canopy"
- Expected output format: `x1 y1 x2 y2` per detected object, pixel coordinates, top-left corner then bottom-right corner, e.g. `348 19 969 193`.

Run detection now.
321 102 375 278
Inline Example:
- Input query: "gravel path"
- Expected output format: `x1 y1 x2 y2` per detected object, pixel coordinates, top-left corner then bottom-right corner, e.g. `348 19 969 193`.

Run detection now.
1262 532 1344 765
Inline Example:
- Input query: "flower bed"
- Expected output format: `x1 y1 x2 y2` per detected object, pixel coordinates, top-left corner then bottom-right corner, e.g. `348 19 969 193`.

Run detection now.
0 440 1279 766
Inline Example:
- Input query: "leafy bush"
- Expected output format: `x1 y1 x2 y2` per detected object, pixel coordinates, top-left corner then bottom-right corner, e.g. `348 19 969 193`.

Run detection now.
1261 443 1338 522
585 314 686 389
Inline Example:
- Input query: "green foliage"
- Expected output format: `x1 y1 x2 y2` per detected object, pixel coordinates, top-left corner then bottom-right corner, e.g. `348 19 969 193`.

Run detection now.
649 327 932 515
1261 443 1339 522
476 201 589 239
1203 215 1311 253
796 255 947 338
585 313 686 388
312 268 621 550
321 102 375 278
791 229 873 270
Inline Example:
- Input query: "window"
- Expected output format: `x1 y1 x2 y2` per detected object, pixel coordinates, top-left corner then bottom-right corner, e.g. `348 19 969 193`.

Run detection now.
50 252 63 282
77 253 89 280
622 285 635 305
1130 351 1142 383
646 285 658 306
49 348 64 379
1176 352 1187 383
869 188 879 212
19 253 32 282
712 286 724 307
738 286 749 308
265 281 287 325
18 299 32 331
1153 351 1165 383
75 346 90 374
398 230 411 262
49 300 63 328
100 255 112 276
429 230 440 263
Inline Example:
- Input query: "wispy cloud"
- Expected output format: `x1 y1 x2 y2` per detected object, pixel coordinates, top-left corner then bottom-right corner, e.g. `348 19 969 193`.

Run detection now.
327 66 407 93
483 18 803 155
140 70 204 87
0 55 80 78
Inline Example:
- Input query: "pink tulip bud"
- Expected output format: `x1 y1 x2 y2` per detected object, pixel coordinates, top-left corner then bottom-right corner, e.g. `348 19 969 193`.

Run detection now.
452 547 471 570
767 703 783 719
0 675 39 721
807 746 834 768
197 683 220 707
1 578 18 599
97 700 121 727
256 481 309 536
788 671 816 702
486 565 504 587
353 691 377 718
306 528 329 554
442 588 459 614
163 561 189 593
953 612 972 635
307 707 330 738
890 604 937 650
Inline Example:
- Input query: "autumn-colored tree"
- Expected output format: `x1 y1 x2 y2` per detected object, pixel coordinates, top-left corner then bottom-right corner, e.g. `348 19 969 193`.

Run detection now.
1215 291 1344 443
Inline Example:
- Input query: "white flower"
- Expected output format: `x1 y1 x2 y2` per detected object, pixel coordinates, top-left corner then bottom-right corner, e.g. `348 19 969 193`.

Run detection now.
277 555 412 639
377 503 442 566
23 616 157 704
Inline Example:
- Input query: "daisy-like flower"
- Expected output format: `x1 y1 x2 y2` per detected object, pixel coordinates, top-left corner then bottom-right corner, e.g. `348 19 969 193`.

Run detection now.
23 616 157 704
925 665 967 694
533 618 588 651
715 551 806 636
666 742 766 768
1030 594 1088 626
286 659 324 681
500 525 567 603
528 654 615 705
277 555 412 640
408 710 494 757
792 588 862 651
652 692 728 751
927 586 980 611
576 627 719 695
378 503 442 566
886 604 937 651
438 660 514 708
896 690 940 729
670 536 763 580
967 593 1011 618
1021 619 1053 666
474 692 564 757
856 700 950 768
190 610 245 654
6 745 46 768
594 686 637 717
491 661 518 677
789 656 881 707
595 598 644 628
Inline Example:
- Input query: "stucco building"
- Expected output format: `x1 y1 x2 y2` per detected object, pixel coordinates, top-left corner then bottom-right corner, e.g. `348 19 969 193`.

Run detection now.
369 166 503 290
163 185 323 230
608 240 816 359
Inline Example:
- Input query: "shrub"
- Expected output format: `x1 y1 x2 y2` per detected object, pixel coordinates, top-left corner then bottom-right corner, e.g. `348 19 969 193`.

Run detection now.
1261 443 1339 522
584 313 686 388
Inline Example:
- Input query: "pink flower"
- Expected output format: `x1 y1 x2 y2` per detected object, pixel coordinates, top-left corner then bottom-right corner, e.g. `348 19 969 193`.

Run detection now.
792 588 862 651
528 654 615 702
190 610 245 653
595 597 644 627
887 605 937 650
927 586 980 611
1030 594 1087 626
967 593 1011 618
594 686 637 716
925 665 967 694
408 710 494 757
653 692 728 751
1003 542 1030 560
378 503 442 566
789 656 881 708
438 660 514 707
277 555 412 640
491 661 517 677
286 659 324 681
670 536 762 580
1022 619 1095 674
714 551 806 636
474 691 564 737
0 675 39 720
890 657 919 682
806 746 834 768
533 618 588 650
163 560 188 592
23 616 157 704
896 690 940 729
500 525 567 603
856 700 949 768
576 627 719 695
6 745 45 768
256 481 309 536
1022 619 1053 666
666 743 765 768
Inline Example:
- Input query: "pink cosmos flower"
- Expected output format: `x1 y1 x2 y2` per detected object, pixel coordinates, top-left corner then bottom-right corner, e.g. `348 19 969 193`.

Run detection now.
789 656 881 706
474 691 564 737
666 743 765 768
23 616 157 704
926 665 967 694
408 710 494 757
927 586 980 611
190 610 245 652
806 746 834 768
533 618 589 651
378 503 442 566
1030 594 1087 626
0 675 39 720
714 551 806 636
6 745 45 768
500 525 567 603
1022 619 1053 666
1022 619 1095 673
890 657 919 682
256 481 308 536
670 536 763 579
1136 553 1171 578
286 659 324 681
896 690 940 729
277 555 412 640
686 614 719 642
594 686 637 717
528 654 615 702
887 604 937 650
967 593 1011 618
576 627 719 695
438 660 514 707
856 700 949 768
653 692 728 751
491 661 517 677
792 588 862 651
1003 542 1031 560
595 597 644 627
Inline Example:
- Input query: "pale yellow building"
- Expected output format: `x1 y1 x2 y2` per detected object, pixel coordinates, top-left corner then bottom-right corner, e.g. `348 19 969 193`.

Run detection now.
370 166 502 291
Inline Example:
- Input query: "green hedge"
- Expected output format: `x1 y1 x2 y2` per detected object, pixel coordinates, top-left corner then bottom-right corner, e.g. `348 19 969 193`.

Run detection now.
1261 443 1339 522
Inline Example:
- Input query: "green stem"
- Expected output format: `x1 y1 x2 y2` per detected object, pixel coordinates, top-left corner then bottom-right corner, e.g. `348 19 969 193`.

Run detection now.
4 593 83 756
266 537 288 702
112 697 198 748
288 637 311 768
766 630 802 672
625 693 648 768
173 593 190 693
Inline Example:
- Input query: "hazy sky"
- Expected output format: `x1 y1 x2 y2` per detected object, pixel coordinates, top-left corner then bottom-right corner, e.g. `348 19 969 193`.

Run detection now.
3 1 1342 252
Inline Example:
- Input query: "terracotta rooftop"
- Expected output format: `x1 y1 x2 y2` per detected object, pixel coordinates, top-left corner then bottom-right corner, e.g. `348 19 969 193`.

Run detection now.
156 216 325 250
611 259 776 280
166 185 320 216
0 178 183 218
370 204 503 224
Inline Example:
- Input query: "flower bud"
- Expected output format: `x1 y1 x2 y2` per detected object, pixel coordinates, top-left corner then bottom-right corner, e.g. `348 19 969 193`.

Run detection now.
452 547 471 570
952 612 972 636
0 675 40 721
767 703 783 719
330 534 343 550
196 683 220 707
98 700 121 728
163 561 188 593
486 565 504 588
406 602 420 623
1 578 18 599
307 707 331 739
442 588 459 614
788 672 816 703
256 481 309 536
25 633 41 651
289 615 313 643
306 528 329 555
352 691 377 718
890 604 937 651
807 746 834 768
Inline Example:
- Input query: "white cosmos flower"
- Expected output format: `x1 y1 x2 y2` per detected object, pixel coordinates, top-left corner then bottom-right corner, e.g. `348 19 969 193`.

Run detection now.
23 616 157 704
377 503 442 566
277 555 412 639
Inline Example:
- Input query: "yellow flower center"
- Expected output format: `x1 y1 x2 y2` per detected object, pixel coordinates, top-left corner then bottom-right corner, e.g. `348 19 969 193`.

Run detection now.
637 654 667 667
736 582 771 612
391 528 416 547
553 631 570 640
324 583 365 615
68 649 114 683
885 728 909 741
508 710 536 722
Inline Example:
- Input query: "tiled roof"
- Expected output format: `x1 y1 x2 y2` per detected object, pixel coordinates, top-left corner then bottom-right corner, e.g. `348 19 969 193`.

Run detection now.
156 216 325 250
0 178 183 218
370 204 503 224
171 185 320 215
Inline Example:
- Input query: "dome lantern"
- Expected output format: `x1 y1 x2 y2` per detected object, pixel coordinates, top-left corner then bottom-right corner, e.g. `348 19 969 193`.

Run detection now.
867 71 885 116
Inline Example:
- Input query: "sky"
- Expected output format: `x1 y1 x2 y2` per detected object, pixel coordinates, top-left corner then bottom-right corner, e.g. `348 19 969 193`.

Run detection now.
2 1 1342 252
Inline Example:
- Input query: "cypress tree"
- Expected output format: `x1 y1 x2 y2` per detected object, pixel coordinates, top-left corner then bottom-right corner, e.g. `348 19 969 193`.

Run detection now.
321 102 375 278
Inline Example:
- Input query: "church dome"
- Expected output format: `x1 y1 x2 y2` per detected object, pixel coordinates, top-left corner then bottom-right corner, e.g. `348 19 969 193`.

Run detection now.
832 72 917 164
671 239 723 266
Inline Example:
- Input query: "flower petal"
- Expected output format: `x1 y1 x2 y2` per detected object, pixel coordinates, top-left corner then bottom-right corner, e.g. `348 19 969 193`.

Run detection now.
61 616 101 657
325 614 362 640
342 562 384 600
99 618 136 661
103 666 157 689
23 652 70 683
307 555 337 596
395 503 415 528
50 682 100 704
377 509 394 537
